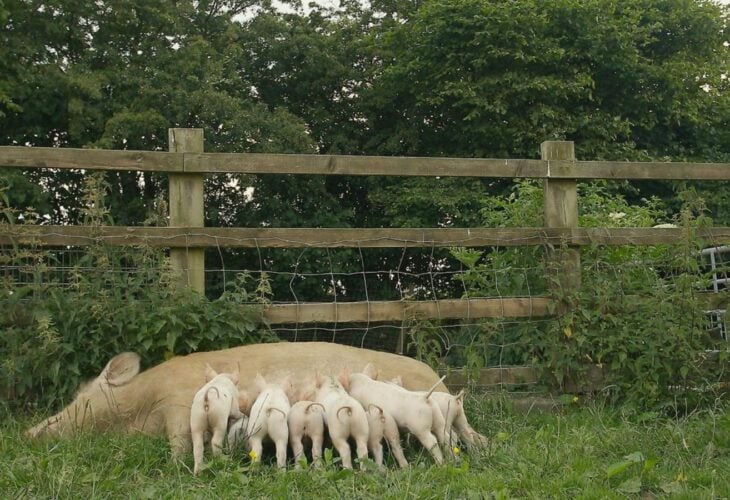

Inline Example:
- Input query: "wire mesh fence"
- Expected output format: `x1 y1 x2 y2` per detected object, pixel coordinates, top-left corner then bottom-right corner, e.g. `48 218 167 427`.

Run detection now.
2 231 726 397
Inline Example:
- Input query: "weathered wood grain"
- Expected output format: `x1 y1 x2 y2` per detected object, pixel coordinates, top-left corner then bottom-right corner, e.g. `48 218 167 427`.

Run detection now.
3 146 728 179
3 226 730 247
262 297 555 323
168 129 205 293
543 141 581 293
0 146 182 171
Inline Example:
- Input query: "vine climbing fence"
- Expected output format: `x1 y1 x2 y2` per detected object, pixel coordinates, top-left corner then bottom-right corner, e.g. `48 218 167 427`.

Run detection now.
2 128 730 393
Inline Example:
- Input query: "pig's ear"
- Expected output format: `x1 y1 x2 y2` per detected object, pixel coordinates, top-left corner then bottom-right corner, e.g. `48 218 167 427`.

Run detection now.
253 373 266 391
300 387 315 401
337 368 350 391
391 375 403 387
238 391 251 415
229 365 240 386
315 371 324 388
362 363 379 379
456 389 465 401
281 377 296 400
205 364 218 382
102 352 140 387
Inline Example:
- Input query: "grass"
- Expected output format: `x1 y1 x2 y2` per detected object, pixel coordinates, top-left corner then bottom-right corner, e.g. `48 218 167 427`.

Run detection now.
2 395 729 499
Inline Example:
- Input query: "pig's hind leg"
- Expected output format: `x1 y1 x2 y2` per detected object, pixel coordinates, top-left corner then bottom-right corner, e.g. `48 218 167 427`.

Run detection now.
269 414 289 469
331 436 353 469
413 430 444 465
289 429 306 468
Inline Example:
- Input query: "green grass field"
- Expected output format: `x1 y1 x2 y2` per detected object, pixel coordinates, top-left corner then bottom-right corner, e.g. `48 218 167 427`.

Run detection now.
2 396 728 499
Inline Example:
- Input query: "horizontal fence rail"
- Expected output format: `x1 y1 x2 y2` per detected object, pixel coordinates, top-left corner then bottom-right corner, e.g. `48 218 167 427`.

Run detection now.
443 366 539 390
0 146 182 172
2 146 730 180
3 225 730 248
263 297 556 324
442 365 607 393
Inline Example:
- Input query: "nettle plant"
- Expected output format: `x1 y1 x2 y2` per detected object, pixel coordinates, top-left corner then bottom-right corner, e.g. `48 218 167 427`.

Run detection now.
547 189 725 410
445 180 727 410
0 174 274 412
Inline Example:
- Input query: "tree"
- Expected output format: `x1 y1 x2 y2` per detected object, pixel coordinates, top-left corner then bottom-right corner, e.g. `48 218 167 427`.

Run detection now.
1 0 728 303
235 6 373 154
0 0 19 119
359 0 728 161
0 0 314 226
354 0 728 232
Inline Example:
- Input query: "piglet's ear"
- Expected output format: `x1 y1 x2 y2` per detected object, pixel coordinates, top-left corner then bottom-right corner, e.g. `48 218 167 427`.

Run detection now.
281 377 296 400
315 371 325 389
238 390 252 415
362 363 378 379
103 352 140 387
205 364 218 382
391 375 403 387
456 389 465 401
338 368 350 391
253 373 266 391
300 388 315 401
229 365 240 386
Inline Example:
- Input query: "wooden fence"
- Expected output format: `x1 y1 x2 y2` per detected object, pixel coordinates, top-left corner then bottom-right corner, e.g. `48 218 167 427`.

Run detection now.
2 129 730 388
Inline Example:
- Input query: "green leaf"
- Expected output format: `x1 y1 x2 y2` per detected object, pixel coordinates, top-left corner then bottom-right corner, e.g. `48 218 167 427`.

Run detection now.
606 460 634 479
624 451 645 463
165 330 178 352
331 469 353 481
153 320 167 334
660 481 683 494
616 477 642 494
642 458 658 473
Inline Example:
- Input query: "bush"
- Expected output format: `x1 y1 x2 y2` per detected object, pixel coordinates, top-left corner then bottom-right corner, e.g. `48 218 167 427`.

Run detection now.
437 181 728 411
0 249 275 411
0 175 275 412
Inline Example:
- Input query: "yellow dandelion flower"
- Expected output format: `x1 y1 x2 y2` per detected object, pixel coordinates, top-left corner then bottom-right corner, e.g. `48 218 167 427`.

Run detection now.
453 446 461 455
572 396 579 403
249 450 258 461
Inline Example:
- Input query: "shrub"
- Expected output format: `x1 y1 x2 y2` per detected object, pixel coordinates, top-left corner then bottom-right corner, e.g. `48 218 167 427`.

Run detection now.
437 181 728 411
0 175 274 412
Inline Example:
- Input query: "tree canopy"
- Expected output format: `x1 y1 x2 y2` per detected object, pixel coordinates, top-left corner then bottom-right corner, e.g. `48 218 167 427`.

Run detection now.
358 0 728 161
1 0 728 297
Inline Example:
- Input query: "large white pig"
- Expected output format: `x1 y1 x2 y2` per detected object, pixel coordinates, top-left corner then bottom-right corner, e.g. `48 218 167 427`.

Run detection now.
26 342 447 456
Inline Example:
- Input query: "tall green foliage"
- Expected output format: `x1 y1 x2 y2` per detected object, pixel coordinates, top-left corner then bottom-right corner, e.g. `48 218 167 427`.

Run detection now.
441 181 728 410
0 175 274 411
358 0 728 229
360 0 728 160
2 0 727 306
0 0 315 226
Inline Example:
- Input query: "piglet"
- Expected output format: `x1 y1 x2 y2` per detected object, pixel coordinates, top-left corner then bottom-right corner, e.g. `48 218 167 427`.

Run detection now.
346 367 446 465
227 414 250 451
365 404 409 469
312 371 370 470
388 373 487 449
190 364 242 475
245 374 292 469
287 400 326 468
430 390 488 448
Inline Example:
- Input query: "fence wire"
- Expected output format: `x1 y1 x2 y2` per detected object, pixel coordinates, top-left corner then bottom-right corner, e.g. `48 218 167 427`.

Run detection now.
2 233 728 394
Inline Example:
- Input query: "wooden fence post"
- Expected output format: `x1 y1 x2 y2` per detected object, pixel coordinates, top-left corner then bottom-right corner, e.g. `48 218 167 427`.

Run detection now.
541 141 580 295
168 128 205 294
